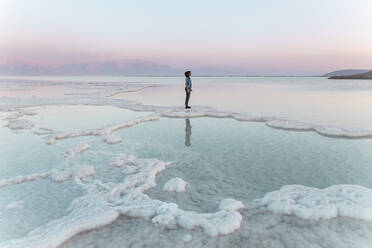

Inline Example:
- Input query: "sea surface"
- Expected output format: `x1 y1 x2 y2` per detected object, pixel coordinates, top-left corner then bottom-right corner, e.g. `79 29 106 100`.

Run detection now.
0 76 372 248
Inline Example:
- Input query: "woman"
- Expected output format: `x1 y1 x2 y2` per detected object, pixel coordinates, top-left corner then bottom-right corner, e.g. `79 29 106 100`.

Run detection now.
184 71 192 109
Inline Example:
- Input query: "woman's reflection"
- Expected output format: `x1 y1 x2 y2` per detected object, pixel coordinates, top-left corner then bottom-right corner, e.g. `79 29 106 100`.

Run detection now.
185 119 192 147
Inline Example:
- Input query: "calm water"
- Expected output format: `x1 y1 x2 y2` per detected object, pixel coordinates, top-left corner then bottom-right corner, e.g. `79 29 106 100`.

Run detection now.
1 76 372 247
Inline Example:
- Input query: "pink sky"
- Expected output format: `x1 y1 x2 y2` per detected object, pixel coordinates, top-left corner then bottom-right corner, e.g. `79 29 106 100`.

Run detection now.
1 0 372 75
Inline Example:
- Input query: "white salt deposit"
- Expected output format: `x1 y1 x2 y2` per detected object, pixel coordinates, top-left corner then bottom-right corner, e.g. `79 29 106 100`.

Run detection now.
3 108 39 130
232 113 263 122
110 154 136 167
102 135 122 144
0 172 50 189
155 108 372 139
0 166 95 190
65 143 90 159
7 119 35 130
17 109 38 116
218 199 245 211
259 184 372 220
182 234 192 242
204 111 231 118
39 127 54 132
0 155 245 248
161 205 243 236
266 120 314 131
51 166 95 183
2 79 372 247
161 111 206 118
163 177 187 193
33 127 54 136
315 125 372 139
32 130 50 135
6 201 25 210
265 119 372 138
47 114 160 145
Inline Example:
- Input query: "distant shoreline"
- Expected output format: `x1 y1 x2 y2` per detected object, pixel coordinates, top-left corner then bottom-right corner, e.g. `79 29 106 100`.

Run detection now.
329 70 372 80
0 74 323 78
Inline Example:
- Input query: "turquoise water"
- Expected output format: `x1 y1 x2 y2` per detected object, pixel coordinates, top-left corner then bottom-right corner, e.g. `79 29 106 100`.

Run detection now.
1 77 372 247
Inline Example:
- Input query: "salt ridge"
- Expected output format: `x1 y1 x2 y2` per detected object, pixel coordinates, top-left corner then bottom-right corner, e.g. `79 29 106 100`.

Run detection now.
46 114 160 145
1 80 372 246
259 184 372 220
0 155 245 248
0 165 95 189
3 108 38 130
124 103 372 139
163 177 187 193
64 143 90 160
3 90 372 139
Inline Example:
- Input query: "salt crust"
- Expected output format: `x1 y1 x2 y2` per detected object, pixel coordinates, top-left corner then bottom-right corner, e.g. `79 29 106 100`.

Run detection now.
5 103 372 139
0 165 95 189
65 143 90 160
46 114 160 145
259 184 372 220
0 155 245 248
163 177 187 193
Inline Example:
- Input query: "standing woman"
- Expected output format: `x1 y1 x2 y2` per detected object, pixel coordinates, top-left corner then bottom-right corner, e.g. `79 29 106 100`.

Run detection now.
184 71 192 109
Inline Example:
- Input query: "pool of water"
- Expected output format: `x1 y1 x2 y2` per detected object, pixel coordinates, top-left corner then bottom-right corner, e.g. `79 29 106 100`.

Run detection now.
1 105 372 247
1 77 372 247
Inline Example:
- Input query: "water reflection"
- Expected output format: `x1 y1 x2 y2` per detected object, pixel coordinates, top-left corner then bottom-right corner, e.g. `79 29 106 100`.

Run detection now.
185 119 192 146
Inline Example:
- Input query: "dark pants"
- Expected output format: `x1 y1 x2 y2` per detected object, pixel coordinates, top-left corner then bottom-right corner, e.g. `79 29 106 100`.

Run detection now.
185 88 191 106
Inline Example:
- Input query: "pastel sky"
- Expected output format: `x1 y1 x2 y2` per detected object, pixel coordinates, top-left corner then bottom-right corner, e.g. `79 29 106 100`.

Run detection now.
1 0 372 75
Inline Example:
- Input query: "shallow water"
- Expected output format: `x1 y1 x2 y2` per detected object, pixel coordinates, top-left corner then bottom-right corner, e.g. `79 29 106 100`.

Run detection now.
112 77 372 129
1 76 372 247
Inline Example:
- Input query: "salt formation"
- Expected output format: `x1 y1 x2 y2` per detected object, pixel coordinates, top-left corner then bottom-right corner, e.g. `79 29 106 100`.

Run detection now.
102 135 122 144
232 113 263 122
6 119 35 130
161 111 206 118
1 79 372 140
2 80 372 247
163 177 187 193
33 127 55 136
110 154 137 174
50 166 95 183
0 155 245 248
0 166 95 189
315 125 372 138
260 184 372 220
110 154 136 167
182 234 192 242
46 114 160 145
65 143 90 159
265 119 372 138
151 202 243 236
6 201 25 210
0 172 50 189
4 108 38 130
218 199 245 211
157 108 372 139
4 97 372 140
204 111 231 118
266 120 314 131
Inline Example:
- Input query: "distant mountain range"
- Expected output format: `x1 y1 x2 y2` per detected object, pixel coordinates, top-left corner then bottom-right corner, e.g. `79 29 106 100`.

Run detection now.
322 69 370 77
0 59 178 76
1 59 372 77
328 70 372 79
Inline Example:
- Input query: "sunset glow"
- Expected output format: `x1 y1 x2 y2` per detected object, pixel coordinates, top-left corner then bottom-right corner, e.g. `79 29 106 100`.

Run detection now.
1 0 372 75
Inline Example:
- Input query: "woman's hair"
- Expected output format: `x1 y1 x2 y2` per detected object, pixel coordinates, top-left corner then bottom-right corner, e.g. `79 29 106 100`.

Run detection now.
184 71 191 77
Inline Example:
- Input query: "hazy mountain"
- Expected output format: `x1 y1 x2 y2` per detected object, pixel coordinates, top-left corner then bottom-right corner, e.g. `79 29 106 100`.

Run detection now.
0 60 45 75
329 70 372 79
0 59 178 76
322 69 370 77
